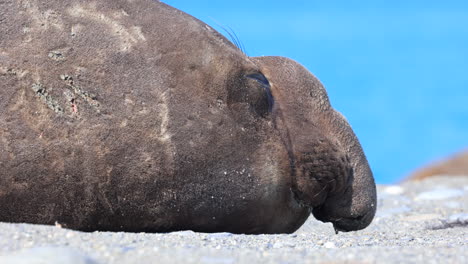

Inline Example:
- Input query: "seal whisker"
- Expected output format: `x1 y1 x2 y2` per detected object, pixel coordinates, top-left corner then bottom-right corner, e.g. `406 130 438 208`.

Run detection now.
312 184 328 199
208 17 247 55
225 25 246 55
311 178 336 199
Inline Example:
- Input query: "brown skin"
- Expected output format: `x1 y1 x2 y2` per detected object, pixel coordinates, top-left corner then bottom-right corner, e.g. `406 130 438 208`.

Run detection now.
0 0 376 234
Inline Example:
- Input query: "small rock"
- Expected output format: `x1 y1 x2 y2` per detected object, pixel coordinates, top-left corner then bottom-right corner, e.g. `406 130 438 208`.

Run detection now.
399 236 414 242
323 242 336 248
65 231 74 238
342 241 353 247
448 213 468 224
427 213 468 230
272 242 283 248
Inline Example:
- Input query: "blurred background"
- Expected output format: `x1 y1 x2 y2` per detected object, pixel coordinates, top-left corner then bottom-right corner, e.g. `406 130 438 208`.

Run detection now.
164 0 468 184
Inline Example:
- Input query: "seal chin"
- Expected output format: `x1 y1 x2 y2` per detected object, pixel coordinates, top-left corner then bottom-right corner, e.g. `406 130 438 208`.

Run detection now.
332 210 375 234
312 203 376 233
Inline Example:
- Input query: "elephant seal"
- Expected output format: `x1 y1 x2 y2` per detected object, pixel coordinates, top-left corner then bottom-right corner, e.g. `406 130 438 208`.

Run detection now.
406 149 468 181
0 0 376 234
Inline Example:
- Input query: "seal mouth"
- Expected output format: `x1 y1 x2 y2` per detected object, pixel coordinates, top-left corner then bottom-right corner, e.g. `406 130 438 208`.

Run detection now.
312 205 375 234
331 215 366 234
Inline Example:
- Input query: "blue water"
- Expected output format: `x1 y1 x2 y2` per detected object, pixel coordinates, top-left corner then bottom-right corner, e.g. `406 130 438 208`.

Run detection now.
166 0 468 183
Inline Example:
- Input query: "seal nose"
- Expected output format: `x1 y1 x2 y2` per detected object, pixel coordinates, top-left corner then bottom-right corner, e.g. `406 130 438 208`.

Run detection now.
311 188 376 233
291 137 354 209
291 136 376 233
331 208 375 233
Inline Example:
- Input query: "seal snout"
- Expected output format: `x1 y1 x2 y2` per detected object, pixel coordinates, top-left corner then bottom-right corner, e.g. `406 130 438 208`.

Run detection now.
291 137 353 209
291 136 376 232
312 199 376 233
332 208 375 233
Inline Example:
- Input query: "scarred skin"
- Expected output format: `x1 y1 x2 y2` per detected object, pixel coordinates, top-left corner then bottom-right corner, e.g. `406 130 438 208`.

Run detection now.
0 0 376 234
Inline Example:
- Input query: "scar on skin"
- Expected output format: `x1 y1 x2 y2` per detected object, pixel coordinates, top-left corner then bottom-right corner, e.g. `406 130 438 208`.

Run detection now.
60 74 100 110
48 51 65 60
31 83 64 114
68 5 146 51
0 67 29 78
63 89 78 115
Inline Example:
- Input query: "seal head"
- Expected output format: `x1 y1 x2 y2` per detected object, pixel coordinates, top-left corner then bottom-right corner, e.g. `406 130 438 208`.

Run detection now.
252 56 377 232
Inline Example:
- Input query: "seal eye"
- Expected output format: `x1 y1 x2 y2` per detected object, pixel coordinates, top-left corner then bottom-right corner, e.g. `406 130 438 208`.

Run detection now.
247 73 270 87
246 73 274 116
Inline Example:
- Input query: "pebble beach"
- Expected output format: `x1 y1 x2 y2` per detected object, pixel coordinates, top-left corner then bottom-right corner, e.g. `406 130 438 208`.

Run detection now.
1 176 467 264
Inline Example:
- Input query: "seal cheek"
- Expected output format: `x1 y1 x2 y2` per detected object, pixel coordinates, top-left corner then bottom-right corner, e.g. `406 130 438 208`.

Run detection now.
245 135 309 233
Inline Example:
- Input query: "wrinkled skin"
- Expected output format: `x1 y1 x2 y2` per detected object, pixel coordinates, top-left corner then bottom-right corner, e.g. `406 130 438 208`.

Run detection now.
0 0 376 234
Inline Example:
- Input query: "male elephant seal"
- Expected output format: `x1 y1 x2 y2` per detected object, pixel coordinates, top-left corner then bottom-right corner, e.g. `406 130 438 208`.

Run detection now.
406 149 468 181
0 0 376 234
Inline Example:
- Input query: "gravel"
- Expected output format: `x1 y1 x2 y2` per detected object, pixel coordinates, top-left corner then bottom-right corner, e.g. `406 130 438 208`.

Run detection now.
1 176 467 264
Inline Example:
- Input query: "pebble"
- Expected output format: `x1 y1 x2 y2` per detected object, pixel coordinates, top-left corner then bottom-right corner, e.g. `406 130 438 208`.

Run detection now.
399 236 414 242
323 242 336 249
448 213 468 224
272 242 283 248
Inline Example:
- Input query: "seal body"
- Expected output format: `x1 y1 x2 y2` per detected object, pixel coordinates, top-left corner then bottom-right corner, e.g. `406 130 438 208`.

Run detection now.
0 0 376 234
